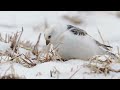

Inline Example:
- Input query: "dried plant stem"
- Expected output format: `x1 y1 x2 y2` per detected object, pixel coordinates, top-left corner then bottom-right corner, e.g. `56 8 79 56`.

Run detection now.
69 68 80 79
22 54 35 65
10 54 22 61
20 57 36 66
12 27 23 56
117 46 120 55
16 27 23 47
4 64 13 76
110 68 120 72
5 34 7 43
97 29 105 44
32 33 41 58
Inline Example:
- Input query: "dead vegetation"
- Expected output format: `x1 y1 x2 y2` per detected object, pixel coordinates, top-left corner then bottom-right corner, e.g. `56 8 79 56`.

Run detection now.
50 67 60 79
0 26 119 79
32 33 41 59
0 27 62 68
87 55 120 76
84 30 120 76
0 27 63 79
62 15 82 25
0 64 26 79
0 74 25 79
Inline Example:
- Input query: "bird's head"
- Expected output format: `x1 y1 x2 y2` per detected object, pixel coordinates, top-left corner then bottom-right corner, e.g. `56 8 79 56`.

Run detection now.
44 25 58 45
44 24 76 45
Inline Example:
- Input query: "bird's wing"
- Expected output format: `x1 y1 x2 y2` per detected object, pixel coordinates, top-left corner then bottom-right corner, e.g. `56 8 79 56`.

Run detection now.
67 25 112 50
95 40 112 51
70 28 88 36
67 25 88 36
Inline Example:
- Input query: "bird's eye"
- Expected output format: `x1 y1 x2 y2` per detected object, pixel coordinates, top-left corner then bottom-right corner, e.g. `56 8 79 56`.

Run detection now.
48 35 51 39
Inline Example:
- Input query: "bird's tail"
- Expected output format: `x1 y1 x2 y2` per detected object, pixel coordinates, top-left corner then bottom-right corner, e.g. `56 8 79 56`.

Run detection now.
106 51 119 60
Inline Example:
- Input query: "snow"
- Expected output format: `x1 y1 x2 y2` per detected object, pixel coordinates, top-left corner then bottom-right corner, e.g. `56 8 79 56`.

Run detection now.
0 42 10 51
0 11 120 79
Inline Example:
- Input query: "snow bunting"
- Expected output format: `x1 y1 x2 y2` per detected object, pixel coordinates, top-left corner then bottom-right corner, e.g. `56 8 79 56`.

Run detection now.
45 25 117 60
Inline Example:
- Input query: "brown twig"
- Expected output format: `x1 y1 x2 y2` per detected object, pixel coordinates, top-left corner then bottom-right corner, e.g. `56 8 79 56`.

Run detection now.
32 33 41 58
20 57 36 67
12 27 23 56
22 54 35 65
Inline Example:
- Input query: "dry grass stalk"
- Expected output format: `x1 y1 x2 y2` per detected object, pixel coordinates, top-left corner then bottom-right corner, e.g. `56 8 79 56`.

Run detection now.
32 33 41 60
10 32 19 51
97 28 105 44
0 31 38 68
5 33 7 43
20 57 36 67
42 43 60 62
0 33 3 41
7 34 10 43
10 54 22 61
15 27 23 51
42 43 63 62
117 46 120 55
87 55 115 75
9 53 36 68
110 68 120 73
50 67 60 79
69 68 80 79
11 27 23 56
22 54 36 65
43 44 51 62
19 40 33 50
0 74 25 79
25 52 31 59
1 64 25 79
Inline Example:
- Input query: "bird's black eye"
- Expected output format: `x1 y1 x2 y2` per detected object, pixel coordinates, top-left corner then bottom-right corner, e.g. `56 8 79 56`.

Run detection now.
48 35 51 39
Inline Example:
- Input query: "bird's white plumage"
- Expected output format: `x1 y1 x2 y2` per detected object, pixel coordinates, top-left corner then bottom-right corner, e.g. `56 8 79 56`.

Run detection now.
45 25 115 60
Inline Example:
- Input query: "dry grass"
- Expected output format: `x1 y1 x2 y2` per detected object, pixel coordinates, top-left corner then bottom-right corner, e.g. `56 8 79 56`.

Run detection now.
85 29 120 75
0 74 25 79
0 26 120 78
87 55 112 75
50 67 60 79
87 54 120 76
10 31 19 53
62 15 82 25
97 28 105 44
0 64 26 79
32 33 41 59
69 68 80 79
0 27 62 68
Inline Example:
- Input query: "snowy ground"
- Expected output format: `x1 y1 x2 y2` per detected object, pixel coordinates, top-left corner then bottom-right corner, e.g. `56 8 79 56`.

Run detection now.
0 11 120 79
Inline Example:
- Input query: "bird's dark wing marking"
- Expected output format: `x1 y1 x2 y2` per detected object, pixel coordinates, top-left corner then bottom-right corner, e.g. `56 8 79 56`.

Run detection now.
67 25 88 36
67 25 74 30
95 40 112 50
70 28 88 36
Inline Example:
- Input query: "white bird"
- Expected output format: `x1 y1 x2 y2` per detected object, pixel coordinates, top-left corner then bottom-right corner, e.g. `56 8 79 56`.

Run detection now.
45 25 117 60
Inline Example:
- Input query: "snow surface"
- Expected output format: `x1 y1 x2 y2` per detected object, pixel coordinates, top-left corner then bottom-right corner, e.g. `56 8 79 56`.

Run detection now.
0 11 120 79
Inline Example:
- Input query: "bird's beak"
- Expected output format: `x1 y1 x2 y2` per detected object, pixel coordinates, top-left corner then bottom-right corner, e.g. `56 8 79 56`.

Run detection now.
46 40 50 45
